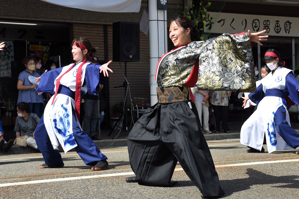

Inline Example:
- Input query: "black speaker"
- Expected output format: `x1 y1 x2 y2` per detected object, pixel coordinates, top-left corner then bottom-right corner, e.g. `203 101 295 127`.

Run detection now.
113 22 140 62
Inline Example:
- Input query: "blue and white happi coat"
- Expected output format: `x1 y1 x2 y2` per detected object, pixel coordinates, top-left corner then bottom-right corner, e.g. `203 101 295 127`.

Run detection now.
241 67 299 153
37 61 100 152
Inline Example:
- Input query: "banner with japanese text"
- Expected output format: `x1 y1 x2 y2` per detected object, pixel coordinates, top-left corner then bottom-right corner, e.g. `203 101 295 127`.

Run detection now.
205 12 295 37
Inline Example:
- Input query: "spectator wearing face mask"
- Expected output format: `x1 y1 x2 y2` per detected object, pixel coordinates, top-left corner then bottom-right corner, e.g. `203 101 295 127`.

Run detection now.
17 56 44 118
35 56 45 75
45 60 58 71
14 102 40 150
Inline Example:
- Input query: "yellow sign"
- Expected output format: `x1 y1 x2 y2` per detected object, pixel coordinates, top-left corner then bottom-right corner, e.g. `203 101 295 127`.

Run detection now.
29 45 45 51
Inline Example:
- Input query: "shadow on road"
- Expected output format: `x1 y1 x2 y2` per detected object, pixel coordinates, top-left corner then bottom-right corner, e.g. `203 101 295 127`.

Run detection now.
221 168 299 197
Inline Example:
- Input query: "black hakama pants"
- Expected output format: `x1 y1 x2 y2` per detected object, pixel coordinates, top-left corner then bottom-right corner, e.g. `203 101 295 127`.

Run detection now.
127 101 224 198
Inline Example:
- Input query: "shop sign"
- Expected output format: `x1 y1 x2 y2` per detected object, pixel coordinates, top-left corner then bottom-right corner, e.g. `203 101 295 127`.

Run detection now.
205 12 296 37
27 42 50 65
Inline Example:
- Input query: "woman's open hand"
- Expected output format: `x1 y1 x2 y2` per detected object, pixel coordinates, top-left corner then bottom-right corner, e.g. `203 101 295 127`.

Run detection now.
100 60 113 77
0 42 5 51
242 96 249 107
248 29 268 46
35 77 41 83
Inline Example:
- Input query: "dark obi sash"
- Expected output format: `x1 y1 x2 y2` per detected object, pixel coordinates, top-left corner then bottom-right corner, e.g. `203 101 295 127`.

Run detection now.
58 86 75 99
265 89 284 98
156 87 189 104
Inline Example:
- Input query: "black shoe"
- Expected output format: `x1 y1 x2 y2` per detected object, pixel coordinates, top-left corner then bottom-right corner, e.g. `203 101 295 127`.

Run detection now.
246 147 264 153
202 195 223 199
126 176 138 183
3 140 14 152
201 189 225 199
91 159 108 171
0 140 4 151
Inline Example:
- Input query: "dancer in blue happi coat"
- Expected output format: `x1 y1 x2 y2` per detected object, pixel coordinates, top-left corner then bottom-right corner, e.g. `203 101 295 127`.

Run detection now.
241 49 299 153
35 37 113 170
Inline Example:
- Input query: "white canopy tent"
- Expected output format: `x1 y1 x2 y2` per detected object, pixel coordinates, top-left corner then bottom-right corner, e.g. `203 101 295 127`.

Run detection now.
42 0 142 13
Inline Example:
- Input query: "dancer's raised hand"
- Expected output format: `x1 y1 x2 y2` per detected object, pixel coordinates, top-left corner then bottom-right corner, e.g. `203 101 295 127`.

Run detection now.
248 29 268 46
100 60 113 77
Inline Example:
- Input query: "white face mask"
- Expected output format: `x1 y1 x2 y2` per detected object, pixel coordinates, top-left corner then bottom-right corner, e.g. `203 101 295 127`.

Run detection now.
266 61 277 71
17 113 24 117
36 64 42 69
255 71 259 76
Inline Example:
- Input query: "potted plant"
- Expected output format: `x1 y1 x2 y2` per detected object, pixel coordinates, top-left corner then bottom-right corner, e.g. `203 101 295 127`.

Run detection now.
184 1 212 40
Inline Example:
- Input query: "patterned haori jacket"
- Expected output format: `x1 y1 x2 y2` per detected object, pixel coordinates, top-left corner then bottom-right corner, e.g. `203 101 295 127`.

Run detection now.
155 33 255 92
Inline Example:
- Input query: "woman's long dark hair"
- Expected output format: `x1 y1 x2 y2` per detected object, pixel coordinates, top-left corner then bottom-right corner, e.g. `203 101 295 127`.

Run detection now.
264 49 284 67
72 37 96 61
169 15 200 41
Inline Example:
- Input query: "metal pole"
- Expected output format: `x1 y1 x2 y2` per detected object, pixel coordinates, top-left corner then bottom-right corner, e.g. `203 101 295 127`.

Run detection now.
124 62 128 130
292 38 295 71
257 44 261 79
149 0 167 106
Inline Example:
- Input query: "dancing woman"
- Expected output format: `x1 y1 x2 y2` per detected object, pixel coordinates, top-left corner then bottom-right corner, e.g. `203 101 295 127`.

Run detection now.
126 15 267 198
241 49 299 153
35 37 113 170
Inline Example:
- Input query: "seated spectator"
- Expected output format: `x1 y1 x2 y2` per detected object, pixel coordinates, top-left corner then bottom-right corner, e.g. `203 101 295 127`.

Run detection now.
0 120 13 152
14 102 40 150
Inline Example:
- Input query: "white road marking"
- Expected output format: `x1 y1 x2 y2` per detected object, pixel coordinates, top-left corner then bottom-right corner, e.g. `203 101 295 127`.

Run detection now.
0 172 134 187
215 158 299 168
0 158 299 188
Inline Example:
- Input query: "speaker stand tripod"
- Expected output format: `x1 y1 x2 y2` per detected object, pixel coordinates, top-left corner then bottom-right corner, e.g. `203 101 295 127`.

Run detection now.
108 62 134 138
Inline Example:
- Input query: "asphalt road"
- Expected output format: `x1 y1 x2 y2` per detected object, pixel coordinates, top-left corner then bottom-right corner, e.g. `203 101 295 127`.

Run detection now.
0 139 299 199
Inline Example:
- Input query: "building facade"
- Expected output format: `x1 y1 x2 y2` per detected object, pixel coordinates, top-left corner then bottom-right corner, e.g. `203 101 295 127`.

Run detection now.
0 0 185 135
1 0 299 135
